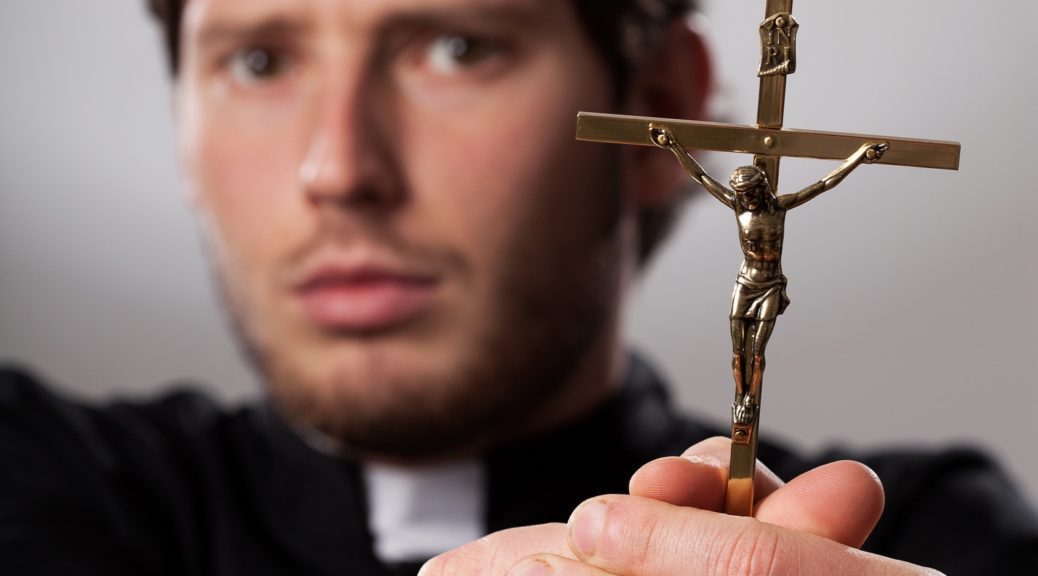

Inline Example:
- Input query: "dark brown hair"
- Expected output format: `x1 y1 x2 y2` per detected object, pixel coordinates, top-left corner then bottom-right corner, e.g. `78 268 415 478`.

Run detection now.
147 0 697 266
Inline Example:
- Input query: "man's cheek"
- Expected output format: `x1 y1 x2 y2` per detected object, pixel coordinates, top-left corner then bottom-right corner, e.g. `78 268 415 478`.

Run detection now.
399 114 531 247
190 147 295 324
197 128 299 234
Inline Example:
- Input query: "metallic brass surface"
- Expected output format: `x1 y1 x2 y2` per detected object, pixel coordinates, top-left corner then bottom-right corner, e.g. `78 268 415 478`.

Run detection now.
758 12 798 77
756 77 787 131
576 113 961 170
575 1 960 519
766 0 793 18
757 0 792 148
727 424 758 516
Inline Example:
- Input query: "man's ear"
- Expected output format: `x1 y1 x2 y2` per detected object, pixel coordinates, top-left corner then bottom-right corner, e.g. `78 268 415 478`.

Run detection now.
623 17 713 206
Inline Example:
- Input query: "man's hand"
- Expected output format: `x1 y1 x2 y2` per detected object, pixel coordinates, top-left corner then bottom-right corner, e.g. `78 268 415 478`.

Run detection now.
420 438 944 576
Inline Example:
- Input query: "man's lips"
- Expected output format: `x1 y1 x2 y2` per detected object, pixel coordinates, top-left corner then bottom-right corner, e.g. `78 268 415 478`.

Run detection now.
294 265 439 332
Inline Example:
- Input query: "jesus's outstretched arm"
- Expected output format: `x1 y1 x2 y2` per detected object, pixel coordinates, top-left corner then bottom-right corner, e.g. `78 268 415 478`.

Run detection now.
778 142 888 210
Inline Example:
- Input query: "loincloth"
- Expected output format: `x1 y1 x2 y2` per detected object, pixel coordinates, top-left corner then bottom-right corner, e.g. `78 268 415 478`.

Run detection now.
730 274 790 320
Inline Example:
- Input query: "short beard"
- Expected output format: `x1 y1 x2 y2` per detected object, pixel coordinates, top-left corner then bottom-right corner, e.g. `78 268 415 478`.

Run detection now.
274 249 617 462
210 168 623 462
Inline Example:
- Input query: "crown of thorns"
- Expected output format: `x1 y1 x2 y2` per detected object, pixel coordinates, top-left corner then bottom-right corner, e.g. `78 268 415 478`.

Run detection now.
730 166 767 191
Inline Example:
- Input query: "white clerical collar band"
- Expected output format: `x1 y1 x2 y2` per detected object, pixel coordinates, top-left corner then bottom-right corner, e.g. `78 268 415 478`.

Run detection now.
362 459 485 563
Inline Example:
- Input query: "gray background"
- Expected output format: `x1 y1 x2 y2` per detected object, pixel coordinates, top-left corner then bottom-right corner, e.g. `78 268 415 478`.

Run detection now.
1 1 1035 505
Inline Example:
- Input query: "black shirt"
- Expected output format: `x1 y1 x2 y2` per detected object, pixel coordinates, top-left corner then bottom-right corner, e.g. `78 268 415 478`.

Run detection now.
1 358 1036 575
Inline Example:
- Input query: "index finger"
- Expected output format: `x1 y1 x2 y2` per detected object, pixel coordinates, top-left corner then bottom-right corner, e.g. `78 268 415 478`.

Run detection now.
629 436 784 511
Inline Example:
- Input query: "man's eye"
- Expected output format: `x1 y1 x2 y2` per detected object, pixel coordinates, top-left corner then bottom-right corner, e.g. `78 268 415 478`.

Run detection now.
226 48 291 85
425 34 500 74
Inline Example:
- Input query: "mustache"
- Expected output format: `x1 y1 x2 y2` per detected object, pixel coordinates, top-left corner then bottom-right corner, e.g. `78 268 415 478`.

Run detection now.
283 207 467 284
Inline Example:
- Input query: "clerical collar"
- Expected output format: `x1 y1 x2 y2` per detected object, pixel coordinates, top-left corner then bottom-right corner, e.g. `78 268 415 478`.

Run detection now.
362 459 486 564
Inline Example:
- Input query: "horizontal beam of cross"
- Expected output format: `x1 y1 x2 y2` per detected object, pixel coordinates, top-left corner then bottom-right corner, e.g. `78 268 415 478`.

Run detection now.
576 112 960 171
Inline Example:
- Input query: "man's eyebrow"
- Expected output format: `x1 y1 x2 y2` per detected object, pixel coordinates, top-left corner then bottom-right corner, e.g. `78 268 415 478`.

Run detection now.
381 2 545 30
194 16 313 48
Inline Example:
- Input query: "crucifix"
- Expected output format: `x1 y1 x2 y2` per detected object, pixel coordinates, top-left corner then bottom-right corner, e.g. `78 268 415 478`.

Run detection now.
576 0 960 517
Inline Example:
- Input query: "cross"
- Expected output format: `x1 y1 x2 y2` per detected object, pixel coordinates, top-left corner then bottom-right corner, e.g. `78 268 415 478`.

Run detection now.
575 0 960 517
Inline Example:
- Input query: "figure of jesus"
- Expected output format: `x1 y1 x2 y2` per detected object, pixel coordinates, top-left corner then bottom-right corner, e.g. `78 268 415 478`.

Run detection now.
649 125 887 425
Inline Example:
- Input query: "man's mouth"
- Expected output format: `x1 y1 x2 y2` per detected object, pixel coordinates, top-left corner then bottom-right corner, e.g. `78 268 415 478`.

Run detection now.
294 263 440 333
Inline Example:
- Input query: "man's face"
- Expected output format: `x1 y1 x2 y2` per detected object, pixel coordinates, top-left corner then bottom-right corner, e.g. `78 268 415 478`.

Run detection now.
176 0 627 458
736 185 763 211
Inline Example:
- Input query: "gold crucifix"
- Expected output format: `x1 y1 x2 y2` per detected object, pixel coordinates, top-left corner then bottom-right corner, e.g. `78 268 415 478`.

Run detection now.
576 0 960 517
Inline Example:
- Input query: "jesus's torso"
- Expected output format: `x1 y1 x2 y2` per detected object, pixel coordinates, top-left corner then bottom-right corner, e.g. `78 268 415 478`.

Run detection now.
737 208 786 282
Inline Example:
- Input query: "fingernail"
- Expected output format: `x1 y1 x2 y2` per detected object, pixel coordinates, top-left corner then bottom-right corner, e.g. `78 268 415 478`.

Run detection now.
509 558 552 576
684 453 725 468
570 499 607 557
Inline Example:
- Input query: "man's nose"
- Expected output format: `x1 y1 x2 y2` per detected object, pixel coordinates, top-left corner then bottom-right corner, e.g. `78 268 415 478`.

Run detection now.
298 73 400 208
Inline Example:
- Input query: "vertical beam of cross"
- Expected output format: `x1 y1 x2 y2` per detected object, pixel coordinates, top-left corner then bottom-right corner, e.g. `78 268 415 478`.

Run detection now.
754 0 793 190
725 0 795 519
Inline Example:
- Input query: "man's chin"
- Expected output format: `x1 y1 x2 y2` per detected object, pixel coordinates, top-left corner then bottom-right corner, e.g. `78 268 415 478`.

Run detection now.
259 344 524 460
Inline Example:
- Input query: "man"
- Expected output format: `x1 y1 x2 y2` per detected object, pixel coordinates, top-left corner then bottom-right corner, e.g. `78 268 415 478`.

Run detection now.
0 1 1035 575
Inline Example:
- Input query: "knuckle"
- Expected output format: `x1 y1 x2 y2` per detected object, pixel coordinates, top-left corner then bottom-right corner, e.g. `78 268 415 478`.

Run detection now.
480 527 529 573
510 553 558 575
710 521 793 576
588 497 660 569
629 506 661 569
416 530 509 575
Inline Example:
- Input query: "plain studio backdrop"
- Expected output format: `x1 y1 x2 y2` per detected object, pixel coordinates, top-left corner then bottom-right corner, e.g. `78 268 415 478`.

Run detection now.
1 0 1035 506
